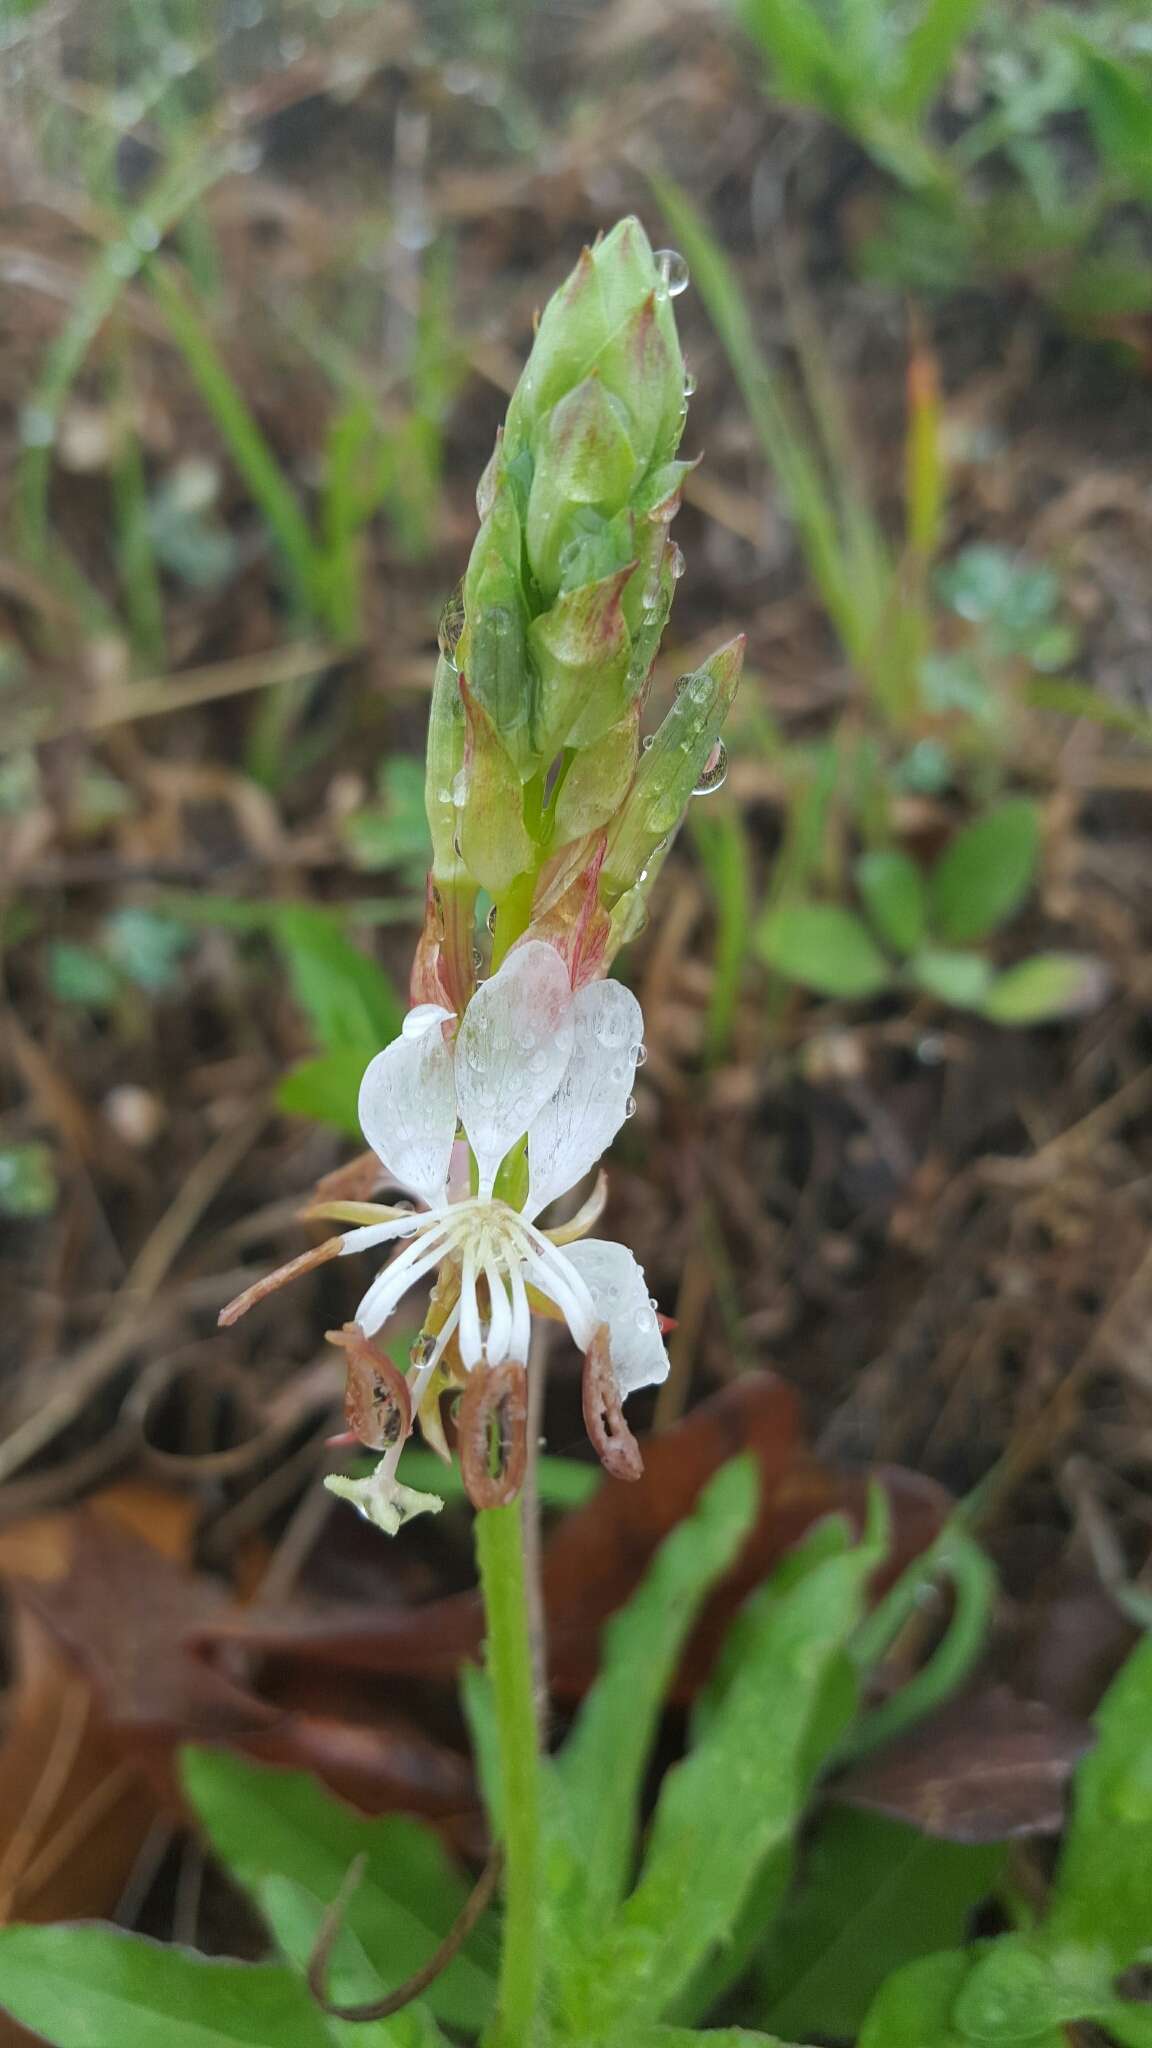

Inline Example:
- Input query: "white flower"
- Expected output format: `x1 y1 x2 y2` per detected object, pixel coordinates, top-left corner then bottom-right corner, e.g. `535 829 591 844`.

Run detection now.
220 939 670 1527
332 940 669 1398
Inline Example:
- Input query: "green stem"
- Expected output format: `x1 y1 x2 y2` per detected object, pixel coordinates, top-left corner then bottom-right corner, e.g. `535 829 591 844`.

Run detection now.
476 1501 544 2048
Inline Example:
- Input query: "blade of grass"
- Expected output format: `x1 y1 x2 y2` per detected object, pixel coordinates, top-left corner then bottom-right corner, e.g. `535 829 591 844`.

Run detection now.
109 338 167 667
16 134 234 559
890 0 992 118
691 806 752 1066
143 255 318 617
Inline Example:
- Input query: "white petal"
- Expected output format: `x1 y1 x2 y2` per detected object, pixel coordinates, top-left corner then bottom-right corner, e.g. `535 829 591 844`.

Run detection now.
526 978 643 1219
403 1003 456 1040
455 941 575 1195
337 1215 422 1258
354 1228 453 1336
459 1241 482 1370
508 1258 531 1365
358 1027 457 1206
522 1233 597 1352
485 1260 513 1365
558 1238 669 1396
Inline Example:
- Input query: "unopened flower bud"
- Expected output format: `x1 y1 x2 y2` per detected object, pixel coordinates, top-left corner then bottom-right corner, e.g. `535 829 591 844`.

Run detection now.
600 636 745 904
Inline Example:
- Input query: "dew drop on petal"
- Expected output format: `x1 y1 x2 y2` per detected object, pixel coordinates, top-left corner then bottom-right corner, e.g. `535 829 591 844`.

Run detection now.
654 248 689 297
485 904 498 933
693 741 728 797
631 1042 647 1067
411 1331 436 1368
624 1094 637 1120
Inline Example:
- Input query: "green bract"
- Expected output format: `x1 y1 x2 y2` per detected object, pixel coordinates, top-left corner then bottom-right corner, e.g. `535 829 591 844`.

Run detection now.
419 217 738 988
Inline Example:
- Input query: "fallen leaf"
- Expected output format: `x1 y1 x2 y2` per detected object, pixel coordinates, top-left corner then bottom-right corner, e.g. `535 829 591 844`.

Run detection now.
835 1686 1093 1842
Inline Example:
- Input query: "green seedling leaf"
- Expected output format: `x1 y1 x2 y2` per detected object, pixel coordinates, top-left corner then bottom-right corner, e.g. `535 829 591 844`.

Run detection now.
757 1810 1005 2040
255 1880 448 2046
0 1142 57 1219
554 1455 761 1935
0 1926 338 2048
182 1751 497 2033
927 799 1040 943
342 757 432 880
911 948 993 1009
1101 2008 1152 2046
106 906 192 993
272 905 402 1055
951 1934 1112 2040
759 903 892 998
48 939 121 1009
980 954 1106 1027
564 1504 888 2034
856 851 927 956
1046 1636 1152 1971
858 1949 1060 2048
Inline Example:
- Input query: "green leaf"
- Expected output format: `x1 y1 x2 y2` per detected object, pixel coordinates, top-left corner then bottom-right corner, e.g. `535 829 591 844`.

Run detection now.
1078 46 1152 202
272 905 402 1055
0 1141 57 1219
277 1047 376 1136
951 1934 1112 2040
1047 1637 1152 1971
758 1811 1005 2039
254 1881 448 2047
566 1507 888 2033
47 938 121 1009
0 1926 335 2048
856 851 927 956
105 905 192 993
759 902 892 998
182 1751 497 2032
911 948 993 1009
592 2029 799 2047
980 954 1105 1027
1100 2007 1152 2046
554 1456 761 1934
858 1949 1067 2048
927 800 1040 943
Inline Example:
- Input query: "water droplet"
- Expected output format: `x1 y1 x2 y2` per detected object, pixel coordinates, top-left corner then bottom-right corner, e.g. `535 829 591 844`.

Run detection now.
411 1332 437 1368
438 584 465 665
472 946 483 971
693 741 728 797
648 1294 658 1310
529 1049 549 1075
466 1042 488 1072
612 1059 628 1082
624 1095 637 1120
451 767 468 807
638 868 649 884
682 366 697 396
642 734 655 753
674 673 692 696
634 1306 656 1333
394 1198 417 1214
654 248 689 297
669 543 685 580
486 904 498 934
631 1042 648 1067
642 576 662 611
452 831 463 858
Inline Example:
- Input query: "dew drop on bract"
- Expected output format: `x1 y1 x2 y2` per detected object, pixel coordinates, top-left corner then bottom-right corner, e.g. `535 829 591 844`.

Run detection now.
654 248 689 297
682 366 697 396
624 1094 637 1120
670 543 685 580
438 584 465 665
486 904 498 933
693 741 728 797
642 733 655 752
